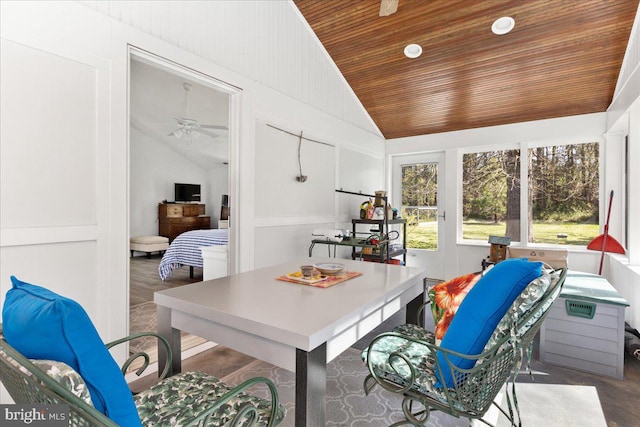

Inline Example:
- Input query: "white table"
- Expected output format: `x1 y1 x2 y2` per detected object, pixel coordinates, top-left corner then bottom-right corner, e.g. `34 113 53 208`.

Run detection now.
155 257 427 426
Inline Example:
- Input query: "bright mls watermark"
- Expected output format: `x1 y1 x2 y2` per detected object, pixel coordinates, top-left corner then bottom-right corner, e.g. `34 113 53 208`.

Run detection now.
1 405 68 426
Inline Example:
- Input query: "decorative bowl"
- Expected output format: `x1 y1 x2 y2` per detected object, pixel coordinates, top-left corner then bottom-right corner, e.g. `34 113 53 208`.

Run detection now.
314 262 345 275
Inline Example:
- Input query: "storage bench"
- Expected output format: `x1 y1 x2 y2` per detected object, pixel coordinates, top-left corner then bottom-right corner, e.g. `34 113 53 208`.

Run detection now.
130 235 169 258
540 271 629 379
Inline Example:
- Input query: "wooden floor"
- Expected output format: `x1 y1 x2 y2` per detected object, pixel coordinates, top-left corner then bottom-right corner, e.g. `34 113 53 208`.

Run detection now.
129 255 255 393
129 254 201 306
129 256 640 425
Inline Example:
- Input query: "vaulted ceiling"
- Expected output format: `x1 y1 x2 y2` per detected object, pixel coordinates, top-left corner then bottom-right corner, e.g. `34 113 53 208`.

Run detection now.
295 0 638 139
130 59 230 168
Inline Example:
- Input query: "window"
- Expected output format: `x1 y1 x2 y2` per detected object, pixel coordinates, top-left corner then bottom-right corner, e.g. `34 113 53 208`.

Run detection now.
401 162 438 249
462 142 599 246
462 149 520 241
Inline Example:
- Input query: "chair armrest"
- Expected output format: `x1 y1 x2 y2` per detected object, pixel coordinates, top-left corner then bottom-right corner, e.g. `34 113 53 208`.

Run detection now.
106 332 172 380
182 376 281 427
365 331 509 411
415 300 432 328
1 338 120 427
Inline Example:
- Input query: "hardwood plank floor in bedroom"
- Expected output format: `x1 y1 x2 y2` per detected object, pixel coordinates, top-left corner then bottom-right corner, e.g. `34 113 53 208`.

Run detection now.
129 254 202 306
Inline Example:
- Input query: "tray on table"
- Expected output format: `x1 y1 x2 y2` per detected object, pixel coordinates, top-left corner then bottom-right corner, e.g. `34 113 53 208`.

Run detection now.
277 270 362 288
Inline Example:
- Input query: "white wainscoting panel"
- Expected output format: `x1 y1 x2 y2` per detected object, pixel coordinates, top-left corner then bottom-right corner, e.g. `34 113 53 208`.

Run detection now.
337 147 385 219
0 242 98 314
0 39 97 228
254 223 337 269
254 121 335 218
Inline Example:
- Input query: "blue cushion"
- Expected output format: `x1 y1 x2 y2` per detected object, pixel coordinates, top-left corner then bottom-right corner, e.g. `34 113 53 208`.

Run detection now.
2 276 142 427
436 259 542 387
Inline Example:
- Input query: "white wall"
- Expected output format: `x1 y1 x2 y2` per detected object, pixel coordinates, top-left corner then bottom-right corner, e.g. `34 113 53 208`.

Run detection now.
1 4 130 406
129 127 211 237
82 0 381 139
207 165 229 227
604 40 640 327
251 120 385 268
0 3 385 401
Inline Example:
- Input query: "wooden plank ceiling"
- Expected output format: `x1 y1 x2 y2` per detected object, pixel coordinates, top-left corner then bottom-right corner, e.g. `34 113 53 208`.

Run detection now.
295 0 638 139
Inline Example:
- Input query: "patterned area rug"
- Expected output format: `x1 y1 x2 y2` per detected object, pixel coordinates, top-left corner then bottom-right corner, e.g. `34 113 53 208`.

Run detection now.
221 347 468 427
221 348 606 427
128 301 207 371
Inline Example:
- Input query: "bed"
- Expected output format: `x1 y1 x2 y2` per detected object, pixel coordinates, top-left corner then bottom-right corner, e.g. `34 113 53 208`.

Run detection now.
158 229 228 280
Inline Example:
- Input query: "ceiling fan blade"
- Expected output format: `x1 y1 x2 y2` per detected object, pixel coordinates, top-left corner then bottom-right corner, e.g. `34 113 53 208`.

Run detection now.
379 0 398 16
199 128 220 139
200 124 228 130
175 116 198 126
168 128 184 138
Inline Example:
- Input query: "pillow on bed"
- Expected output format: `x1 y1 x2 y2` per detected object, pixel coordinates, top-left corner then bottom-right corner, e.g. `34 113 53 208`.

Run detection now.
435 259 542 388
2 276 142 427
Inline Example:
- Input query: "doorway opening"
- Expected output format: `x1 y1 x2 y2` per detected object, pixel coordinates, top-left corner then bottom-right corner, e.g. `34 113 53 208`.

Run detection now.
128 48 239 328
392 152 445 277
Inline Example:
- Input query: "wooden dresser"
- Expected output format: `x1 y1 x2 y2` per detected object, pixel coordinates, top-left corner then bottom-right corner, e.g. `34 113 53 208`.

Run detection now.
158 203 210 242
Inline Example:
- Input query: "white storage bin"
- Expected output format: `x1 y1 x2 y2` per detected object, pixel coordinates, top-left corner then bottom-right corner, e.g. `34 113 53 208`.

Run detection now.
540 271 629 379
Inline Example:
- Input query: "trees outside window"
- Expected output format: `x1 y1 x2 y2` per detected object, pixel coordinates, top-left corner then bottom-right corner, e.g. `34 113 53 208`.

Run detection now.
401 163 438 249
462 142 599 245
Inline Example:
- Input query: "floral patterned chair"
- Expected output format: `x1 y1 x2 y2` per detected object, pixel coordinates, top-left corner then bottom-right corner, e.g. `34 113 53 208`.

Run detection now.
0 276 285 427
362 262 567 427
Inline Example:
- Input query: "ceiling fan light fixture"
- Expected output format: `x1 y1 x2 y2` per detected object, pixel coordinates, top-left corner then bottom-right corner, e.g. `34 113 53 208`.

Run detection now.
492 16 515 35
404 43 422 59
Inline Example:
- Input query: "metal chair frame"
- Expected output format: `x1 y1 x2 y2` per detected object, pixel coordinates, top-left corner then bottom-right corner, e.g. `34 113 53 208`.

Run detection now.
0 332 281 427
364 268 567 427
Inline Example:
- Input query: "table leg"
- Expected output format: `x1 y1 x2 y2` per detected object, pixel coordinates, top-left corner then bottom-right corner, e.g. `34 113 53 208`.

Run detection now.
295 343 327 427
405 292 424 325
157 305 182 377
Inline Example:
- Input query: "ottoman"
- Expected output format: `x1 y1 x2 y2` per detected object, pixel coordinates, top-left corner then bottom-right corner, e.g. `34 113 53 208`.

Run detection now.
130 235 169 258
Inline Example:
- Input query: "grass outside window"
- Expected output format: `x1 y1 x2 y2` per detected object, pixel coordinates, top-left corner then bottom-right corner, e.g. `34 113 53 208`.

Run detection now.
406 221 599 250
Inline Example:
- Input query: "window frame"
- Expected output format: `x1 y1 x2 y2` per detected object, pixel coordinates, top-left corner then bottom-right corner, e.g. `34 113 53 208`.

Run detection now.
458 140 601 248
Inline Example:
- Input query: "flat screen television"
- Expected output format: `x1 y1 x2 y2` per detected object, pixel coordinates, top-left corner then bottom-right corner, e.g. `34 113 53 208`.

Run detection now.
175 183 201 203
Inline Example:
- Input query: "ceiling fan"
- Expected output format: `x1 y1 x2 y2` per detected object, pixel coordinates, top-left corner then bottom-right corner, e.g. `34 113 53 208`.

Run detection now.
168 82 228 141
379 0 398 16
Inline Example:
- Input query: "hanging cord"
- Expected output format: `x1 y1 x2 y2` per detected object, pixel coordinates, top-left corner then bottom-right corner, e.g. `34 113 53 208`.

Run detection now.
266 123 334 147
297 131 306 182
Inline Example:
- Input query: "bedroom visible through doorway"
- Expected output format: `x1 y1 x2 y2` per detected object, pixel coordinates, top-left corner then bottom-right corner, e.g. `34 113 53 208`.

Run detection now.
128 49 238 334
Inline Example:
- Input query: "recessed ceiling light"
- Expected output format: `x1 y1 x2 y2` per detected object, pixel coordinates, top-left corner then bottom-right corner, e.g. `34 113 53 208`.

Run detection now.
404 43 422 59
492 16 515 35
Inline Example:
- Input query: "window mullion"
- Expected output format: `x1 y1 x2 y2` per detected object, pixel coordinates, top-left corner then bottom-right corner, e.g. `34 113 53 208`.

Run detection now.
520 141 529 245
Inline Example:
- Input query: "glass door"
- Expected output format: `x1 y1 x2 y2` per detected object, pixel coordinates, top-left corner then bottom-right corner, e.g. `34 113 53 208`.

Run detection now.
392 153 445 277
